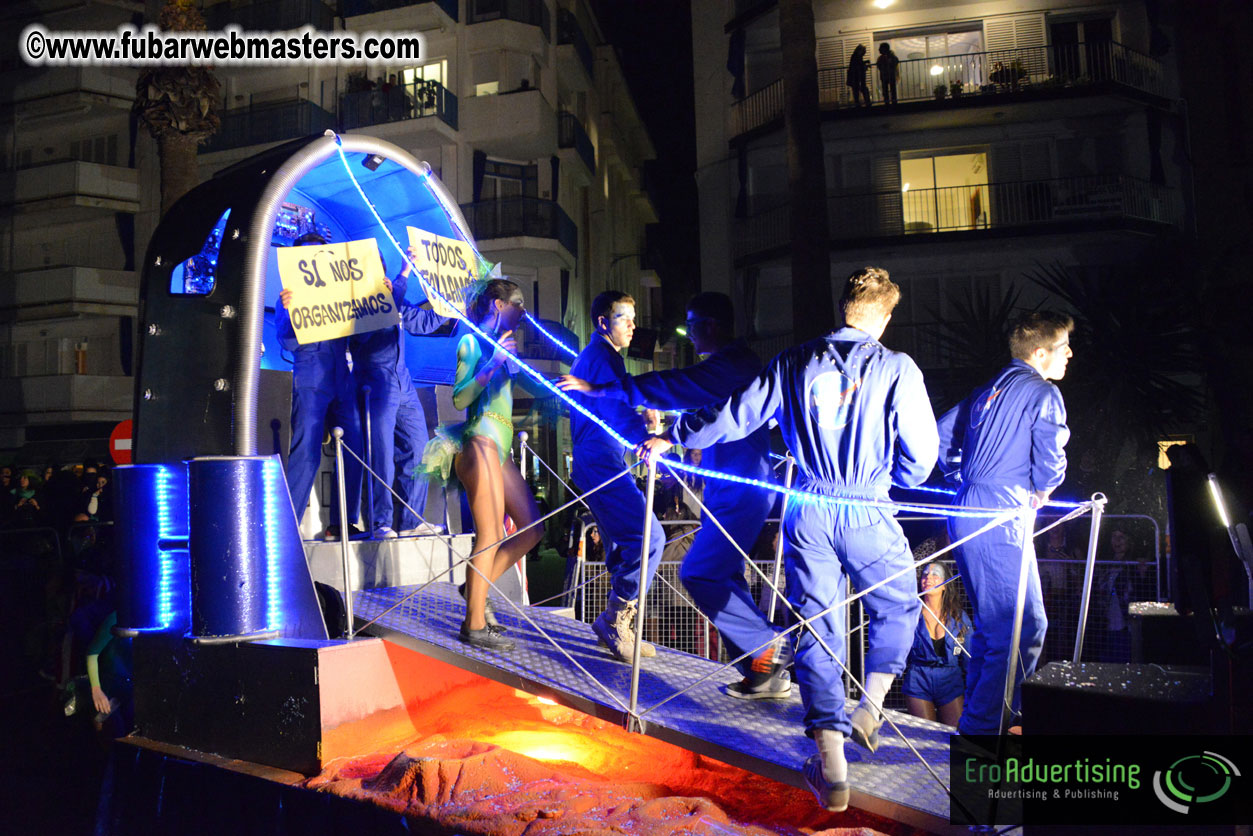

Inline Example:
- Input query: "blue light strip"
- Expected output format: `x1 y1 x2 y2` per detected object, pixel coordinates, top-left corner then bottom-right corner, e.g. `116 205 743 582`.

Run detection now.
330 138 1080 521
524 313 579 360
154 465 176 629
261 458 284 632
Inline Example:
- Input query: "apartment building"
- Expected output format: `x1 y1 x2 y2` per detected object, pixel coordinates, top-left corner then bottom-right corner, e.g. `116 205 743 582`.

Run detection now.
0 0 149 459
0 0 663 485
693 0 1184 399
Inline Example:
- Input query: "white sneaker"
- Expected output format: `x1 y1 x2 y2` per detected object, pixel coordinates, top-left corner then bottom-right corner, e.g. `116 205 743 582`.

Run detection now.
373 526 398 539
400 521 445 536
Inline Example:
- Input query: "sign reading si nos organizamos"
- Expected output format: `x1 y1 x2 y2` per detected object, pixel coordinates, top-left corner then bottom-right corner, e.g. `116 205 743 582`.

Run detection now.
277 238 398 344
406 226 482 318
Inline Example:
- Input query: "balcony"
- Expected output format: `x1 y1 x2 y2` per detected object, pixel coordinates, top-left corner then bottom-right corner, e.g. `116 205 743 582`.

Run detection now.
460 87 556 160
0 267 138 321
0 375 132 423
468 0 550 40
557 110 595 175
460 196 577 269
340 78 458 141
340 0 457 25
734 175 1182 261
0 67 135 121
204 0 334 31
556 7 594 90
0 160 139 220
733 41 1167 139
200 99 335 154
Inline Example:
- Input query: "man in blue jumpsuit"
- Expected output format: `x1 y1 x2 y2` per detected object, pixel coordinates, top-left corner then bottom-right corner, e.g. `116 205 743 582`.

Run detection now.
567 290 662 663
936 311 1072 736
276 233 364 539
351 247 450 538
640 268 938 812
559 292 788 697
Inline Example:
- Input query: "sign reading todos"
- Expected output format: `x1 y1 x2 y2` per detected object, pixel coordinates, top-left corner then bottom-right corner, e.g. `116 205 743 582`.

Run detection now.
405 226 482 318
277 238 398 344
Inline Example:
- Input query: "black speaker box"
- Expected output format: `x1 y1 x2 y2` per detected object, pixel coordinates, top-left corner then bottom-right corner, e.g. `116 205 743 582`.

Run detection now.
255 368 293 464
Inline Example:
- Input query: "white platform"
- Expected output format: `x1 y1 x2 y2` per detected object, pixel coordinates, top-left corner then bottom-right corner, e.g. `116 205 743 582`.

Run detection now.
305 533 474 591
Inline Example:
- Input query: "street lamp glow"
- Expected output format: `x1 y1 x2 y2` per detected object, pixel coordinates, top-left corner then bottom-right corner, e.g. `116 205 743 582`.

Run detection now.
902 182 910 192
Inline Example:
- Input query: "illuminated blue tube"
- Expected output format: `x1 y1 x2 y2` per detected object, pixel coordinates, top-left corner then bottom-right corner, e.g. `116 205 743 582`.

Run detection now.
188 455 327 641
113 462 191 634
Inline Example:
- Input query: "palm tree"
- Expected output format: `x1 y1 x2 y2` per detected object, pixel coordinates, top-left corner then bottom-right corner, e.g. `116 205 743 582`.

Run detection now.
134 0 221 214
778 0 831 342
927 284 1025 406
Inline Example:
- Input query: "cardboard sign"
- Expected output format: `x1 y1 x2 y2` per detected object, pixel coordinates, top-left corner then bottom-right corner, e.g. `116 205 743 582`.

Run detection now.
405 227 483 318
277 238 398 344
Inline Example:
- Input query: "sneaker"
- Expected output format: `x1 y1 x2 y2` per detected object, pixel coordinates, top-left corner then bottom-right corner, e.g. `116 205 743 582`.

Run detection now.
373 526 398 539
803 753 850 812
400 521 445 536
322 524 368 541
593 595 655 662
458 582 505 633
459 621 515 651
727 668 791 700
848 703 883 753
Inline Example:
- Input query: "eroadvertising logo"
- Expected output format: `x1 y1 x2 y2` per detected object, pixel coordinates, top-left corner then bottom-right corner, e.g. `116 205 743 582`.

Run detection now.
1151 751 1240 815
950 736 1250 826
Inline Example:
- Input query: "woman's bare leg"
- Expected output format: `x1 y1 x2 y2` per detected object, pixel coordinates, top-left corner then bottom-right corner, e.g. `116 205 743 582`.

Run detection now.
487 457 542 585
455 436 504 631
905 696 938 722
937 695 963 728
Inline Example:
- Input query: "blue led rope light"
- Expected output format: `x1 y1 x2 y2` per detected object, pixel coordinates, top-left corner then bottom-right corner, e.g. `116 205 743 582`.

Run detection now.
524 313 579 360
330 139 1067 521
154 465 177 629
261 458 284 632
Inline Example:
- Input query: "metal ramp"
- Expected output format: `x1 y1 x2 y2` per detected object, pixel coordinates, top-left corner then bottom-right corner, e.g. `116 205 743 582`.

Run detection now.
354 582 955 833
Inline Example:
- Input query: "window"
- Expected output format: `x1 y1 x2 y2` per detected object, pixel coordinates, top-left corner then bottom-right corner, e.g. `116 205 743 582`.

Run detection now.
900 150 989 233
878 26 984 98
402 59 447 89
473 50 539 96
483 159 538 199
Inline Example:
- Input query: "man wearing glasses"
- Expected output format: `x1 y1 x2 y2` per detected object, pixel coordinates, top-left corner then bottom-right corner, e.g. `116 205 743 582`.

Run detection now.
935 311 1074 737
559 292 787 697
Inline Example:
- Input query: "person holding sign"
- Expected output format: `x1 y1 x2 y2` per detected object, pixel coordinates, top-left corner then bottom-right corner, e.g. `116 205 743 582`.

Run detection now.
351 246 451 539
276 233 366 539
418 279 543 651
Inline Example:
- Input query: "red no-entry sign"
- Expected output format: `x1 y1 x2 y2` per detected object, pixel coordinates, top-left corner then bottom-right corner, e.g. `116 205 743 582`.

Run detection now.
109 419 133 465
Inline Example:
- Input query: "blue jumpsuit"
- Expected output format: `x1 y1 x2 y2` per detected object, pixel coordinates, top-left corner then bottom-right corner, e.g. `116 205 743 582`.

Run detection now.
672 327 938 736
350 277 447 532
936 359 1068 735
568 336 662 604
606 339 776 673
276 306 363 526
900 610 972 707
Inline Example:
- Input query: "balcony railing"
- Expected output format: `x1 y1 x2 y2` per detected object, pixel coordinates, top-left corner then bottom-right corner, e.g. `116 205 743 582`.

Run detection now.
204 0 334 31
733 41 1166 137
557 8 594 79
734 175 1181 259
459 197 578 258
341 0 458 20
201 99 336 153
468 0 551 40
340 79 458 131
557 110 594 172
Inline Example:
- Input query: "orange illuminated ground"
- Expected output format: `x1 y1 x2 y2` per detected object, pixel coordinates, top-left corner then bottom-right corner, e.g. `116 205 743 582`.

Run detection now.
306 641 927 836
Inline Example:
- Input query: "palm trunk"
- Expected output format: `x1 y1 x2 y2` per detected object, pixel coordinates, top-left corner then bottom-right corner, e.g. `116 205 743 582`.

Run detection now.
158 131 201 215
779 0 831 343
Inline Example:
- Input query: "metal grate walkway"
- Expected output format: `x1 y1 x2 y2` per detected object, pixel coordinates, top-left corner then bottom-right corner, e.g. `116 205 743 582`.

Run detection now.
354 582 956 833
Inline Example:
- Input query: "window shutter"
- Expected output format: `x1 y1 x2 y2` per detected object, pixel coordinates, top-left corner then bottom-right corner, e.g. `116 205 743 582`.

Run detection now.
816 37 844 106
871 155 902 236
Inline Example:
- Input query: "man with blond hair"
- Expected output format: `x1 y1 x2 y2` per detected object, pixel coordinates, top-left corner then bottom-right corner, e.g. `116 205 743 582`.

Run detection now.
640 267 938 812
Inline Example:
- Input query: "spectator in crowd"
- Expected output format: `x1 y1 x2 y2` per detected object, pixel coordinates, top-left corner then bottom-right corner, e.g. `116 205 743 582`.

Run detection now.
876 43 900 105
1095 527 1153 662
901 561 971 727
1038 522 1080 663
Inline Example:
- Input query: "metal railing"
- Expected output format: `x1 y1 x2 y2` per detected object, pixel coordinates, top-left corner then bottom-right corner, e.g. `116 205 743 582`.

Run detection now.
340 78 458 132
734 40 1166 137
556 7 594 79
459 196 578 259
557 110 595 172
342 0 458 20
468 0 550 40
735 175 1182 258
201 99 336 153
